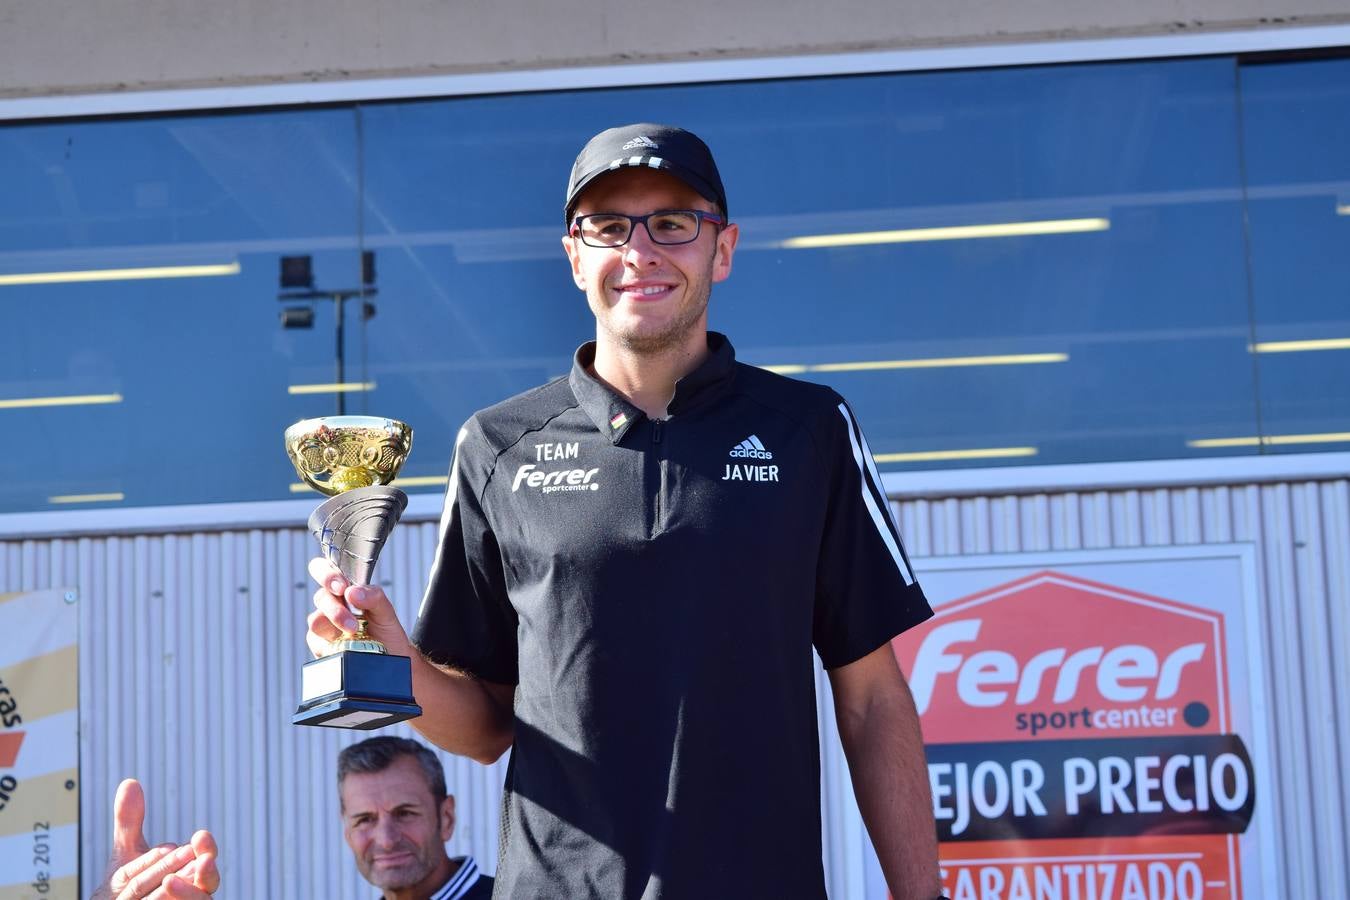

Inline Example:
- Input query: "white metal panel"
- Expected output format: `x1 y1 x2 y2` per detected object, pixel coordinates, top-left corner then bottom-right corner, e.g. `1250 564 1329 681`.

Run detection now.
1 521 506 899
1 475 1346 897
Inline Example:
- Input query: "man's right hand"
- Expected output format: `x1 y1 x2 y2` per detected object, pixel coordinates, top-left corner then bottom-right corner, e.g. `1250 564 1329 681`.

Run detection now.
306 558 517 763
306 557 413 659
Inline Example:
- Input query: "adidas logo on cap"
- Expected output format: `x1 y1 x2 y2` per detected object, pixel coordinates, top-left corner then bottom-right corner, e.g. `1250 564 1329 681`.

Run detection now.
621 135 659 151
729 435 773 460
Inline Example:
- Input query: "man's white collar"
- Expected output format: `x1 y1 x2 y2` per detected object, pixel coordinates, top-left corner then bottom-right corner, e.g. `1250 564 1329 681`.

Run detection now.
427 856 483 900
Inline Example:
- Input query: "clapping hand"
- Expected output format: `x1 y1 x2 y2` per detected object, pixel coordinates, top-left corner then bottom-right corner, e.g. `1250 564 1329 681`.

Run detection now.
90 779 219 900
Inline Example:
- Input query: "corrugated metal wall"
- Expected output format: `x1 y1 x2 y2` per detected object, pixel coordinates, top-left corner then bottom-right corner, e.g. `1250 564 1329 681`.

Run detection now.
2 520 510 899
1 477 1346 898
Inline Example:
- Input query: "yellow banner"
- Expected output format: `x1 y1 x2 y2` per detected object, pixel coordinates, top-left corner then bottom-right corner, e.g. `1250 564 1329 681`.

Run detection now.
0 589 79 900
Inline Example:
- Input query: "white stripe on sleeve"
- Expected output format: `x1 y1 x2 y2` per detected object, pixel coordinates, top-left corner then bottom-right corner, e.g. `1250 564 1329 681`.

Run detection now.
837 403 915 585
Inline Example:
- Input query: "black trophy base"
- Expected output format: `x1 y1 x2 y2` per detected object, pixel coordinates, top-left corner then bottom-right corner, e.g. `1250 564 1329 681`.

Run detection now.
294 649 422 730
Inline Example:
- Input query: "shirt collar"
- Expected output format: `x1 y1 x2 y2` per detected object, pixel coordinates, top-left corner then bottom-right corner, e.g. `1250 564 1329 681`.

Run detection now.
427 855 482 900
569 332 737 443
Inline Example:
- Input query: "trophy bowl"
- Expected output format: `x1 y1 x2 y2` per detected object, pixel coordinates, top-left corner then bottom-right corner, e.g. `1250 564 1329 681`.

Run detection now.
284 415 412 496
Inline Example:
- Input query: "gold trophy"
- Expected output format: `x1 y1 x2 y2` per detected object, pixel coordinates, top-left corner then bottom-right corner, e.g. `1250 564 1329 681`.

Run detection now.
284 415 423 729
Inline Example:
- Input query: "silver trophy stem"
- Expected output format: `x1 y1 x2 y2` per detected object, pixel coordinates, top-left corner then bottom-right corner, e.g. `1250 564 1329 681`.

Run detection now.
309 485 408 588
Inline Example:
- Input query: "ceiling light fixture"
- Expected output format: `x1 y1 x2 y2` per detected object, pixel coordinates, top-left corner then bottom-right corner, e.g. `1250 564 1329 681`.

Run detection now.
780 217 1109 249
0 262 240 287
287 382 377 395
1187 432 1350 449
49 492 125 504
1249 338 1350 353
873 447 1039 463
762 353 1067 375
0 393 123 410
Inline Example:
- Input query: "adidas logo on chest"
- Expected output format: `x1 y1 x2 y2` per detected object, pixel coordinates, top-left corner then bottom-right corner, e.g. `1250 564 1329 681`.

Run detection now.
722 434 780 483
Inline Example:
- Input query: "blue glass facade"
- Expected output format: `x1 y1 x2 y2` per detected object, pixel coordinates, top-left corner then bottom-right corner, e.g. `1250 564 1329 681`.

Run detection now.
1239 56 1350 453
0 54 1346 512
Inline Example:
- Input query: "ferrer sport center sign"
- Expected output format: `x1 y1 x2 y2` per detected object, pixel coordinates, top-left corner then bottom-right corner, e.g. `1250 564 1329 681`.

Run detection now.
893 546 1279 900
0 589 79 900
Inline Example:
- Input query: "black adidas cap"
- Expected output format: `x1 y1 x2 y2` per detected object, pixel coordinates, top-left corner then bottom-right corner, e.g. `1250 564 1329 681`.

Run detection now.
564 123 728 225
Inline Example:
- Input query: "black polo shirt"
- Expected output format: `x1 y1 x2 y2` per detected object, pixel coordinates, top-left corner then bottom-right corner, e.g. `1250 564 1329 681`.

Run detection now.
413 332 932 900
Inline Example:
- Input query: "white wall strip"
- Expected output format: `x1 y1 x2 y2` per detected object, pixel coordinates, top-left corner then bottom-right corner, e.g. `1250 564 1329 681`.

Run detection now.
881 450 1350 499
2 23 1347 122
3 451 1347 541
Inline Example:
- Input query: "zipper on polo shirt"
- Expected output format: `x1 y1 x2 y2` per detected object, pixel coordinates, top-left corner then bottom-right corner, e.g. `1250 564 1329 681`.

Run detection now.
651 417 667 538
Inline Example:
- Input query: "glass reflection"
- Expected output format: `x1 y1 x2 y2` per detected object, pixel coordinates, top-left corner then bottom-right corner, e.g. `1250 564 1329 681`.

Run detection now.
1238 55 1350 454
0 108 363 511
358 58 1259 485
6 53 1345 514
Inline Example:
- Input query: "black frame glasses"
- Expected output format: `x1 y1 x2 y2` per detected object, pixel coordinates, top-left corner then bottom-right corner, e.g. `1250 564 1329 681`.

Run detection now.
570 210 726 248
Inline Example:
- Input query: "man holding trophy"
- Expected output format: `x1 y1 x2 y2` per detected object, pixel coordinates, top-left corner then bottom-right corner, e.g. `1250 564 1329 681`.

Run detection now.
305 124 943 900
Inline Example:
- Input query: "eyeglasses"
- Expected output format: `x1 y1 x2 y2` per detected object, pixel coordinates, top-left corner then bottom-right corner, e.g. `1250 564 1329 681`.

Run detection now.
570 210 726 248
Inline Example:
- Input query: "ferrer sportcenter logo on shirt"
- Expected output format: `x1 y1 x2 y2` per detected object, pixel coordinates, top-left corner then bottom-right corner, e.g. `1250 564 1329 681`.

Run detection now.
893 571 1256 900
513 441 601 494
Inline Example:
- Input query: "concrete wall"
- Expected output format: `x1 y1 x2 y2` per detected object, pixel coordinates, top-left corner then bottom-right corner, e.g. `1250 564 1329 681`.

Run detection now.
2 0 1348 99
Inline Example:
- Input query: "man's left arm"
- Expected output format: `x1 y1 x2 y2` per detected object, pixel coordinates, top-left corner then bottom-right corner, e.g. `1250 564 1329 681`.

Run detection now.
828 643 941 900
